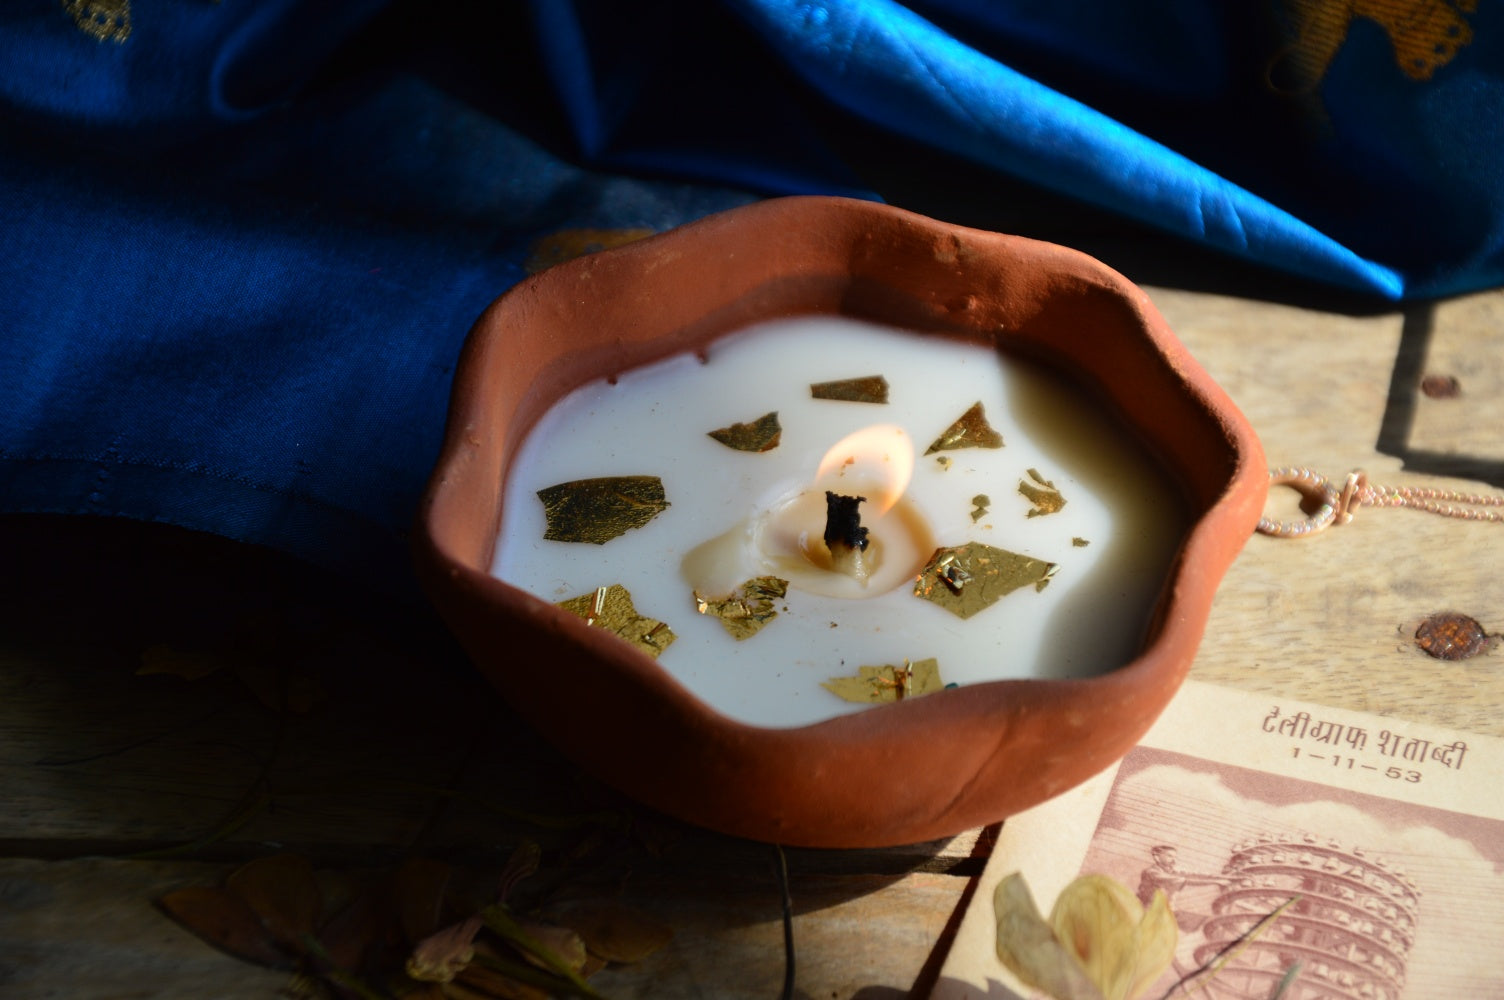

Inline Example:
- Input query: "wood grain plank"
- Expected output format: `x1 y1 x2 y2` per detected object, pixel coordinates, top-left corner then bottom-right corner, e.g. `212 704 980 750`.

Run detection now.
1149 286 1504 738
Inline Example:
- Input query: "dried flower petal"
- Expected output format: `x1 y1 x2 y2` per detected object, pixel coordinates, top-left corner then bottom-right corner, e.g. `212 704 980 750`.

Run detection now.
694 576 788 640
994 874 1106 1000
407 915 483 983
1020 468 1068 517
1050 876 1176 1000
925 401 1003 454
515 922 588 974
557 584 676 658
537 476 669 544
821 658 943 704
914 544 1057 619
810 375 889 404
707 411 781 452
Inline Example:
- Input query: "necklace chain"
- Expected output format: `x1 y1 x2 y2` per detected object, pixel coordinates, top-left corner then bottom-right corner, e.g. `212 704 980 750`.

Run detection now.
1257 467 1504 538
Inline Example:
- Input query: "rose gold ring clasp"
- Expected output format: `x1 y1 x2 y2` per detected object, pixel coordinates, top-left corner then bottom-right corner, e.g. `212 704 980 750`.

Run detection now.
1256 467 1369 538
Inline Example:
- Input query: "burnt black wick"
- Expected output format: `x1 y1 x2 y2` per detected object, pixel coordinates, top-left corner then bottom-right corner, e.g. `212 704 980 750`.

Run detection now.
823 491 870 553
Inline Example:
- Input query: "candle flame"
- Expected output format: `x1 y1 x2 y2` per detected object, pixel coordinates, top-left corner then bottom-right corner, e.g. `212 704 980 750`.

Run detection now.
814 424 914 517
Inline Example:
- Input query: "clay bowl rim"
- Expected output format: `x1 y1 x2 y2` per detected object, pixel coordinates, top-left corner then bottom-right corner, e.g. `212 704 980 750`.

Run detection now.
414 195 1267 848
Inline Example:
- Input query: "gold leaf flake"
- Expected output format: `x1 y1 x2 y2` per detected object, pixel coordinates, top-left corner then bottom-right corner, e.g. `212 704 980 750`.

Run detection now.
1073 537 1090 547
821 658 944 704
936 456 952 470
914 543 1057 619
925 401 1003 454
707 411 781 452
810 375 889 404
538 476 669 544
1019 468 1067 517
558 584 676 658
694 576 788 640
524 228 655 273
970 493 991 523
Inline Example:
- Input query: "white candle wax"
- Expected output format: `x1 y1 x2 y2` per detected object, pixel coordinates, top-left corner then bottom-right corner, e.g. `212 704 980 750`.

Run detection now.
493 316 1187 728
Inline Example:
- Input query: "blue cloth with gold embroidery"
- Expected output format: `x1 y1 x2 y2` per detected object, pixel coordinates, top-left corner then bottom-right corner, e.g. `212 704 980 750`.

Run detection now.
2 1 1501 592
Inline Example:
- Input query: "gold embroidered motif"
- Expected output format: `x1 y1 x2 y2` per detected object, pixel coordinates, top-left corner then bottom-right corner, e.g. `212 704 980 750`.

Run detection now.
63 0 131 43
1274 0 1477 90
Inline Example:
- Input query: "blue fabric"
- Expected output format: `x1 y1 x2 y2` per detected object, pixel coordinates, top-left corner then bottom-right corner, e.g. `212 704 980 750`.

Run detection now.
2 1 1501 593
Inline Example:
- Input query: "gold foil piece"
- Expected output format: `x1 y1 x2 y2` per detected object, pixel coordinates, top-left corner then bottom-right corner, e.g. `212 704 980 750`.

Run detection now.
694 576 788 640
1018 468 1067 517
970 493 991 523
1072 537 1091 547
810 375 889 404
557 584 676 658
707 411 781 452
537 476 669 544
821 658 944 704
925 401 1003 454
914 543 1057 619
524 228 655 273
936 456 952 470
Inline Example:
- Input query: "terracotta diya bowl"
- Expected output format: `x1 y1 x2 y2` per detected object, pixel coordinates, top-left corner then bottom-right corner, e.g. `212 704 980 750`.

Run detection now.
414 196 1266 848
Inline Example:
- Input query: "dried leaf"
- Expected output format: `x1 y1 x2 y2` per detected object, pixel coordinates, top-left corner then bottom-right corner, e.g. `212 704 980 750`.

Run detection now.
694 576 788 640
524 228 655 274
557 584 676 658
395 858 455 945
551 901 674 964
158 886 293 969
137 643 223 681
707 411 781 452
1020 468 1068 517
821 658 944 704
225 854 322 951
810 374 889 404
538 476 669 545
925 401 1003 454
993 874 1106 1000
914 543 1056 620
970 494 990 523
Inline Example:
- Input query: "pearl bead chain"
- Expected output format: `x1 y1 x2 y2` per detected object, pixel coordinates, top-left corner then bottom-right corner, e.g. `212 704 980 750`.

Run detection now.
1258 467 1504 538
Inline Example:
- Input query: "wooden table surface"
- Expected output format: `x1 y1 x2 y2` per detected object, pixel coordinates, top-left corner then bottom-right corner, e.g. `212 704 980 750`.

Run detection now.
3 275 1500 999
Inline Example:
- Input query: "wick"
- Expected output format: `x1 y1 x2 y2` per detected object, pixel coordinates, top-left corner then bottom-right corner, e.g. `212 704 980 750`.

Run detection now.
824 491 871 580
